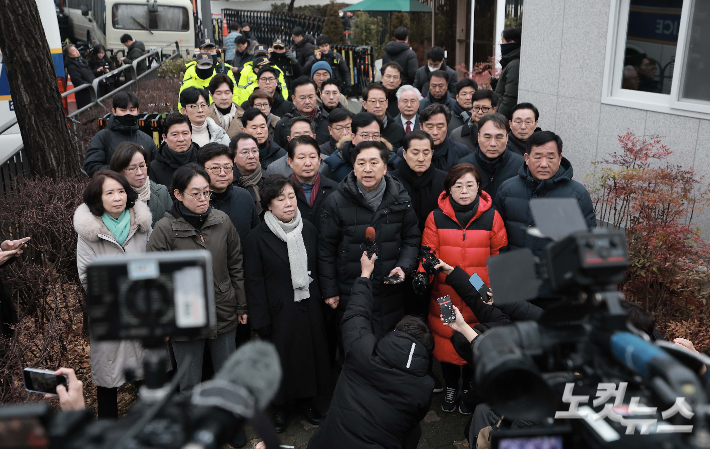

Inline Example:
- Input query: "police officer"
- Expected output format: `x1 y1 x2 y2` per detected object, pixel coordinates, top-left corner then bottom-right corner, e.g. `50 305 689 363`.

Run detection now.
269 38 303 92
179 40 239 108
235 45 289 105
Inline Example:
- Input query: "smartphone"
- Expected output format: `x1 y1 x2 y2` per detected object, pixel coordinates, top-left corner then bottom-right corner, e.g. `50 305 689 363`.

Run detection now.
437 295 456 324
22 368 67 396
469 273 492 302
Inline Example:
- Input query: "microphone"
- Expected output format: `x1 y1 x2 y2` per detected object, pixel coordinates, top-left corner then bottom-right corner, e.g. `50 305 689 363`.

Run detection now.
361 226 378 258
609 332 705 408
183 341 282 449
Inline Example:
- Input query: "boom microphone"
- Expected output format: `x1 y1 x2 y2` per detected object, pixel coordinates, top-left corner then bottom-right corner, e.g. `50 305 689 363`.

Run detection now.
183 341 282 449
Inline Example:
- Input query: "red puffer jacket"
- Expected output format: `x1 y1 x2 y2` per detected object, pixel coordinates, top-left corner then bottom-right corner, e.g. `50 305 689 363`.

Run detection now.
421 191 507 365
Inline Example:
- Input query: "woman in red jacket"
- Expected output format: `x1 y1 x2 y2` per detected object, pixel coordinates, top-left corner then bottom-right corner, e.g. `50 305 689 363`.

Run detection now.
421 163 507 414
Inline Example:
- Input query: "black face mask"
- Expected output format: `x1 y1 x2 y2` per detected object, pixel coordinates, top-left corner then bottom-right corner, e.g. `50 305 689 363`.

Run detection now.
195 66 213 80
242 30 251 39
114 114 138 127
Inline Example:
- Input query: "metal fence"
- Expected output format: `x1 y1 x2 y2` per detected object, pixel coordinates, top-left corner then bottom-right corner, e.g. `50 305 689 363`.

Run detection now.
222 9 325 47
0 41 181 197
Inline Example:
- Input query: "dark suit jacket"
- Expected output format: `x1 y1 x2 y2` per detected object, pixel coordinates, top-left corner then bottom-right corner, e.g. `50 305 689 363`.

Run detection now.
394 113 421 133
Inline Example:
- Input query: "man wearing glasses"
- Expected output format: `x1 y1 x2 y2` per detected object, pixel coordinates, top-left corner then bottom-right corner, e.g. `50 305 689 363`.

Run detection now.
450 89 500 153
268 38 303 92
197 143 259 243
240 65 294 118
230 133 266 215
179 87 230 148
324 112 402 182
361 83 405 149
507 103 541 156
458 113 523 201
418 104 469 172
273 77 330 148
321 108 353 157
149 113 199 192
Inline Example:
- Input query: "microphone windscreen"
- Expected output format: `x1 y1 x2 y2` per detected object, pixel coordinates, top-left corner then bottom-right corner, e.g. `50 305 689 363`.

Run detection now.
215 340 282 409
365 226 376 243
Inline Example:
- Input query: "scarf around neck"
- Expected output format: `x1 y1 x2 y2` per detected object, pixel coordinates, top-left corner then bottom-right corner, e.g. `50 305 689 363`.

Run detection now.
214 103 237 130
102 209 131 246
475 149 503 175
449 195 479 228
236 164 263 214
292 172 321 207
264 210 310 302
396 158 435 191
357 177 387 212
134 178 151 203
452 101 470 122
163 144 196 168
432 137 450 164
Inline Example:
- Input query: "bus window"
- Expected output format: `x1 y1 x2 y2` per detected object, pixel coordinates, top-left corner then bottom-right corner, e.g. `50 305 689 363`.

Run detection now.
112 4 189 31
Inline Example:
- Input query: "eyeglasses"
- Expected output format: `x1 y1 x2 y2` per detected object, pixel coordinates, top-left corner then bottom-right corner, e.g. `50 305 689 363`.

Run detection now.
472 106 492 113
187 103 208 111
259 77 277 83
238 149 260 156
356 133 380 140
125 163 147 173
513 119 535 126
207 166 234 174
185 190 212 200
254 102 270 108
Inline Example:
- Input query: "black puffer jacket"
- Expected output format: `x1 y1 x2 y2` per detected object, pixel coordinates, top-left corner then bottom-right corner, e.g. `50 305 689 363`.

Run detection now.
295 174 338 230
258 139 286 170
273 107 329 148
458 148 524 201
495 45 520 119
494 158 596 296
382 41 418 86
124 40 147 75
269 51 303 91
390 161 447 233
307 277 433 449
318 173 421 336
148 141 199 191
412 61 459 97
293 35 316 68
84 114 159 177
210 184 260 243
65 56 95 110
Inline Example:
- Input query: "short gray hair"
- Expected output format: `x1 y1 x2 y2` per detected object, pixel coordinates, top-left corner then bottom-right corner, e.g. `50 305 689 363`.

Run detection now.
396 85 423 101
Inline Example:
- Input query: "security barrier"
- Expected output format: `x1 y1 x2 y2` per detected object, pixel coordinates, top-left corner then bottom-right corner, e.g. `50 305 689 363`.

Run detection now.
221 9 324 48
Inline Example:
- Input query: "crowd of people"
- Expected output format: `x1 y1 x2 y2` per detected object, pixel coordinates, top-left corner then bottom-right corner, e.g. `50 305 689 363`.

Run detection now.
10 22 699 449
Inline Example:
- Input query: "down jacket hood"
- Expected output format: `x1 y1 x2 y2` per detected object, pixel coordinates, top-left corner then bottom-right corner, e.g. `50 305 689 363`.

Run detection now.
376 331 430 376
106 114 140 135
385 41 412 56
74 201 152 242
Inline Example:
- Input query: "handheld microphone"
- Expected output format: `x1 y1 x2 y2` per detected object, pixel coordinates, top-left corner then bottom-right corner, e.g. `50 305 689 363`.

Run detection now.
361 226 379 258
183 341 282 449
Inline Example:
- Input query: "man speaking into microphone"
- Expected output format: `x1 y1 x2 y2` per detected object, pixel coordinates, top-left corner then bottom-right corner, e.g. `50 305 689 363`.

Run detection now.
318 141 421 338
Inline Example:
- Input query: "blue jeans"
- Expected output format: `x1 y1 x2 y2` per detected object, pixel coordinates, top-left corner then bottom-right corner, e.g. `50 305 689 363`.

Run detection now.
170 328 237 393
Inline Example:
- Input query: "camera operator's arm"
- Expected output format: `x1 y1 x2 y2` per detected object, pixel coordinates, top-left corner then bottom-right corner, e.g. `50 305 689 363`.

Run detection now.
674 338 708 377
226 223 247 323
435 261 511 331
341 252 377 357
45 368 85 411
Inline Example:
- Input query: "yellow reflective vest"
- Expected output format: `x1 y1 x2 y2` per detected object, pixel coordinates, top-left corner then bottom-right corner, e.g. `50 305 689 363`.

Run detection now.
235 62 288 105
178 61 239 109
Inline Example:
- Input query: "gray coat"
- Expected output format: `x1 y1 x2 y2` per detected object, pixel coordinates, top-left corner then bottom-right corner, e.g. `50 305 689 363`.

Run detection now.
75 201 152 388
147 180 172 227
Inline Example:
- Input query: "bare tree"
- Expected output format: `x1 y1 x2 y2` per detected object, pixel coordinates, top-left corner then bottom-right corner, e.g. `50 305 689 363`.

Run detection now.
0 0 82 178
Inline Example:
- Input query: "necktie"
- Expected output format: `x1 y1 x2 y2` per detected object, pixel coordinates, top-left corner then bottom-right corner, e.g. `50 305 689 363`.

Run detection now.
405 120 412 133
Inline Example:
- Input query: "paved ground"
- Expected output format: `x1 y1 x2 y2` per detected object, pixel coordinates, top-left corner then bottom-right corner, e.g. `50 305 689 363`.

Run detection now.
241 362 472 449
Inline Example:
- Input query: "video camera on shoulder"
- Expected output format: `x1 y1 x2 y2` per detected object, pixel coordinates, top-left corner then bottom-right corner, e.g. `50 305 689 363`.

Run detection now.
86 250 216 346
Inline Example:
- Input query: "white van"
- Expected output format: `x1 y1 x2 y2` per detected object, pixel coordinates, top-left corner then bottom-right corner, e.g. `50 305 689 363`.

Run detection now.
64 0 195 54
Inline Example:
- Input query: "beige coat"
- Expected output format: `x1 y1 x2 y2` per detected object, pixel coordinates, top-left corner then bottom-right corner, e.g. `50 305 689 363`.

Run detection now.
207 103 245 139
74 201 152 388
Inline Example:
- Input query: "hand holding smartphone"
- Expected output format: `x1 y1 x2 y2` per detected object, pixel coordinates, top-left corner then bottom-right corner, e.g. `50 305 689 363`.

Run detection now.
437 295 456 324
23 368 67 396
469 273 492 303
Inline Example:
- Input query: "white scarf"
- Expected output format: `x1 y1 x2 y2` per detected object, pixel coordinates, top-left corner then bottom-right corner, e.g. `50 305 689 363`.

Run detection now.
215 104 237 130
264 209 310 302
134 178 151 203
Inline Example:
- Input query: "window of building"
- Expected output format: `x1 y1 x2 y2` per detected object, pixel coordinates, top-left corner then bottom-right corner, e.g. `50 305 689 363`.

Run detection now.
603 0 710 118
112 4 189 32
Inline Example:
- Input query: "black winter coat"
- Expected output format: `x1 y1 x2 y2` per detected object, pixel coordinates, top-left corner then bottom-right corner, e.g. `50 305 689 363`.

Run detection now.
124 41 147 76
318 173 421 337
450 119 478 153
210 184 260 243
65 56 95 109
244 220 330 404
259 139 286 170
418 90 458 114
382 113 406 149
390 163 447 233
84 114 159 177
495 46 520 119
269 51 303 91
149 141 199 191
307 277 433 449
293 35 316 68
240 88 293 118
304 52 351 88
458 149 524 201
273 107 330 148
494 159 596 297
412 62 459 97
507 128 541 156
295 174 338 230
382 41 419 86
430 136 469 172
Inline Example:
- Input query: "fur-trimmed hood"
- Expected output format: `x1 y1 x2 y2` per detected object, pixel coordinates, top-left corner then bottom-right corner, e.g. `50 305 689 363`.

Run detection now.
74 200 152 243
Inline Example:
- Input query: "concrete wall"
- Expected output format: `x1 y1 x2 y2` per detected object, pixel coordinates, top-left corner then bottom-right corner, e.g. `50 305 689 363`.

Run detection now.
518 0 710 233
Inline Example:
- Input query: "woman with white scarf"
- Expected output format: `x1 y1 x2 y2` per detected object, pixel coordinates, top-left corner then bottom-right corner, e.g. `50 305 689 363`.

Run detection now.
110 142 172 226
244 175 330 434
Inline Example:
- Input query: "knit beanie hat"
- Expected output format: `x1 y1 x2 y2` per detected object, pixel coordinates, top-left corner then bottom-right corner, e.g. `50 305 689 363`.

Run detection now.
310 61 333 78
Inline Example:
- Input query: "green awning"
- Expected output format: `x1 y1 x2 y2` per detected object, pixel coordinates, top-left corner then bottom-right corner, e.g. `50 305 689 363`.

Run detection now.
342 0 432 13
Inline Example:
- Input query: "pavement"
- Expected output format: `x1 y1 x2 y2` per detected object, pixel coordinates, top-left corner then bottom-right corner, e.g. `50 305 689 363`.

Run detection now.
241 361 472 449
